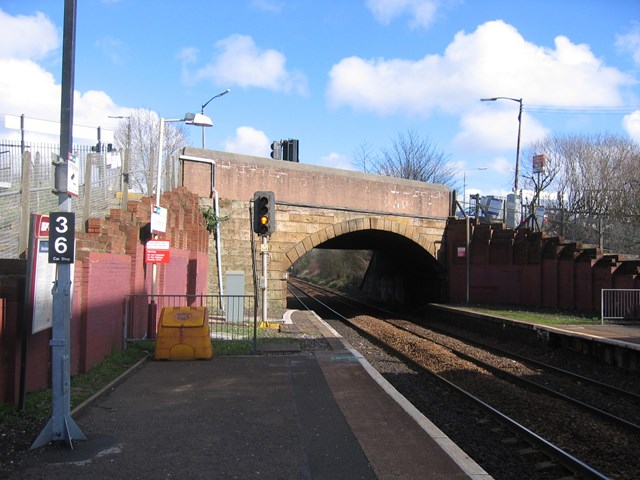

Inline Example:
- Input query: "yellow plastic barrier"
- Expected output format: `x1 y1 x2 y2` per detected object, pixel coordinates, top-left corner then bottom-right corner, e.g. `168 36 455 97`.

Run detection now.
154 306 213 360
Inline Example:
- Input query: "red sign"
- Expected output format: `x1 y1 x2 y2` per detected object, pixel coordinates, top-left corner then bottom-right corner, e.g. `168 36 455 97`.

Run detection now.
145 240 171 264
37 214 50 239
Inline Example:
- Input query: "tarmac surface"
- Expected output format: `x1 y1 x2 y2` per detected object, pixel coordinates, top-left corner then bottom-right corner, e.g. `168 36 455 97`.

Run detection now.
10 311 489 480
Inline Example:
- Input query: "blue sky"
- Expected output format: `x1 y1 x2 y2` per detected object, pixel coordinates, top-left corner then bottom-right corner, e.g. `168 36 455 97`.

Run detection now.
1 0 639 200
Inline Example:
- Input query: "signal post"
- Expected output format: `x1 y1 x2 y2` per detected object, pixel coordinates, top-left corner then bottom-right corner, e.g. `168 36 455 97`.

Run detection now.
253 191 276 323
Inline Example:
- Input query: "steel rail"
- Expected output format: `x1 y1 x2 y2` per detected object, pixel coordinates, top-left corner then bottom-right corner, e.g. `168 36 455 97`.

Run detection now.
288 279 610 480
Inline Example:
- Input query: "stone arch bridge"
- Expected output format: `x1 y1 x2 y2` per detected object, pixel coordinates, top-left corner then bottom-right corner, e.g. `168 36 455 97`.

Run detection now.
180 147 452 317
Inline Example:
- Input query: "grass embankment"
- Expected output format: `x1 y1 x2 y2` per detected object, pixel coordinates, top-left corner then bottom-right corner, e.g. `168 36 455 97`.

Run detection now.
450 304 601 326
0 340 155 423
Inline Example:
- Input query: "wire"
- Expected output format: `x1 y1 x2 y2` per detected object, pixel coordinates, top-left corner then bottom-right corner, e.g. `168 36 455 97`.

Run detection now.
525 105 640 115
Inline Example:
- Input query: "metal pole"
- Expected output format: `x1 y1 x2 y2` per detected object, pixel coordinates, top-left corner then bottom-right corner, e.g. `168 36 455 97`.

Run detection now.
18 114 29 254
148 118 165 338
466 215 470 304
156 118 165 207
200 89 230 149
463 170 467 211
32 0 86 449
261 235 268 323
121 117 131 209
514 99 523 193
480 97 522 193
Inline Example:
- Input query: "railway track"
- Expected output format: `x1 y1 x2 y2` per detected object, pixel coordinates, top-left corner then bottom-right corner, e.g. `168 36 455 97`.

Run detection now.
288 278 640 480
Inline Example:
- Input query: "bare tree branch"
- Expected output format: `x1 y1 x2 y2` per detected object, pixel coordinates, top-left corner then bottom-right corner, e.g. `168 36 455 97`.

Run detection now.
113 108 188 195
353 129 456 187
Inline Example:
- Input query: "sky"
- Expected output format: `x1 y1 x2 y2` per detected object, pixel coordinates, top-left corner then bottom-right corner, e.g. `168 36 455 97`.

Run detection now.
1 0 639 201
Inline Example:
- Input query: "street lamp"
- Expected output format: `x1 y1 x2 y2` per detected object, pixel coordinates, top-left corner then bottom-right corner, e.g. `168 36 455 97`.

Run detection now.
481 97 523 193
463 167 487 211
149 112 213 338
156 112 213 206
462 167 486 305
201 89 230 148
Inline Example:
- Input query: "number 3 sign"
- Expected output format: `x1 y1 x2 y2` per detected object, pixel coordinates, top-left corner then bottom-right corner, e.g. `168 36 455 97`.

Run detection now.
48 212 75 264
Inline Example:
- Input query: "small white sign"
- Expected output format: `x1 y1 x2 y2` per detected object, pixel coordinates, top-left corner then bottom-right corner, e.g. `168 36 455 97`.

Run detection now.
151 205 167 234
67 152 79 197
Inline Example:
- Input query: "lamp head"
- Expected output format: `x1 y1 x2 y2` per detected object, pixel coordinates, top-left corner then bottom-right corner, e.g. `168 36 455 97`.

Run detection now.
184 112 213 127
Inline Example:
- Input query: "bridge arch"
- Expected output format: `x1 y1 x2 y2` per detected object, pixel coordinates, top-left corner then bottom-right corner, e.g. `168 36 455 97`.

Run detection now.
284 217 437 268
180 148 451 316
284 217 446 307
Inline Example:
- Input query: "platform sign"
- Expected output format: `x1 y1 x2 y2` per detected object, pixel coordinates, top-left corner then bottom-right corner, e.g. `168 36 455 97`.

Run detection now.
48 212 75 264
26 214 55 333
532 154 547 174
151 205 167 234
67 152 79 197
145 239 171 264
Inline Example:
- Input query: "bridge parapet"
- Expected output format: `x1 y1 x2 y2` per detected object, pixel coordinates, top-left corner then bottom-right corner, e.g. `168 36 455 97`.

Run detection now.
181 147 451 218
182 148 451 316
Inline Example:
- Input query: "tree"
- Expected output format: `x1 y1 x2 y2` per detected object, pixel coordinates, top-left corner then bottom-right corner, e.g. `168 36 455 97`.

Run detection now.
112 108 189 196
522 133 640 253
353 129 456 187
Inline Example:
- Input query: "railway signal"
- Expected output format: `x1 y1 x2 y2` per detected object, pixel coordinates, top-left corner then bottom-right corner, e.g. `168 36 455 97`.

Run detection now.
253 191 276 235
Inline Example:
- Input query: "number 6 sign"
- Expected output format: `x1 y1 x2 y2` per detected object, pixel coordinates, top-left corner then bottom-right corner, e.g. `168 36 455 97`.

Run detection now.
48 212 75 264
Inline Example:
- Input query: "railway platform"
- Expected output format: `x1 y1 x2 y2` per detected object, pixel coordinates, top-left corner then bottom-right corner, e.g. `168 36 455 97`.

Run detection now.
430 304 640 372
10 311 490 480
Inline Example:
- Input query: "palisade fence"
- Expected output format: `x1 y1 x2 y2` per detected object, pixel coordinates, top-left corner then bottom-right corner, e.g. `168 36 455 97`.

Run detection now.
0 140 119 258
0 139 180 259
601 289 640 324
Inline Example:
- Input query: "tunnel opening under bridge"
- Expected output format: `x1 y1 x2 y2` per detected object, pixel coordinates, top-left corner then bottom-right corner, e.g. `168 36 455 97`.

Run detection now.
288 229 446 310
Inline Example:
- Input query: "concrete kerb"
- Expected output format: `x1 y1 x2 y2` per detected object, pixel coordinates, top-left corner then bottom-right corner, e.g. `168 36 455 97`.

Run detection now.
306 310 493 480
70 354 151 417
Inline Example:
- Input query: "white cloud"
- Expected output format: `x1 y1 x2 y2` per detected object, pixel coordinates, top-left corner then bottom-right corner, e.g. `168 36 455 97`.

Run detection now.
0 10 131 144
250 0 284 13
328 19 636 152
622 110 640 142
95 36 126 65
223 126 271 157
0 9 59 60
366 0 440 30
615 22 640 66
183 34 308 95
0 58 60 118
318 152 355 171
454 108 549 151
328 20 634 116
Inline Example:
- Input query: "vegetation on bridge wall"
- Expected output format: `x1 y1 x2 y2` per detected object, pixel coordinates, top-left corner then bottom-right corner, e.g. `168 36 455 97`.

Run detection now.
446 218 640 312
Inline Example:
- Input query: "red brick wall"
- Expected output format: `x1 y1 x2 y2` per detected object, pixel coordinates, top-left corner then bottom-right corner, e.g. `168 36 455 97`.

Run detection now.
78 252 131 371
446 218 640 313
0 187 209 405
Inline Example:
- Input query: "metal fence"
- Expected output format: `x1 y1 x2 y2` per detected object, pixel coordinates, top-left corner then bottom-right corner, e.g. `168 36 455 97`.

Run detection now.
124 294 258 349
601 289 640 323
0 140 124 258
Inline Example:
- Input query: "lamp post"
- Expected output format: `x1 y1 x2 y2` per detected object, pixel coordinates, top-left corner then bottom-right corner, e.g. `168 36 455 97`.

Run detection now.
156 113 213 205
108 115 131 209
148 112 212 338
201 89 230 148
462 167 486 304
481 97 523 193
463 167 487 211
